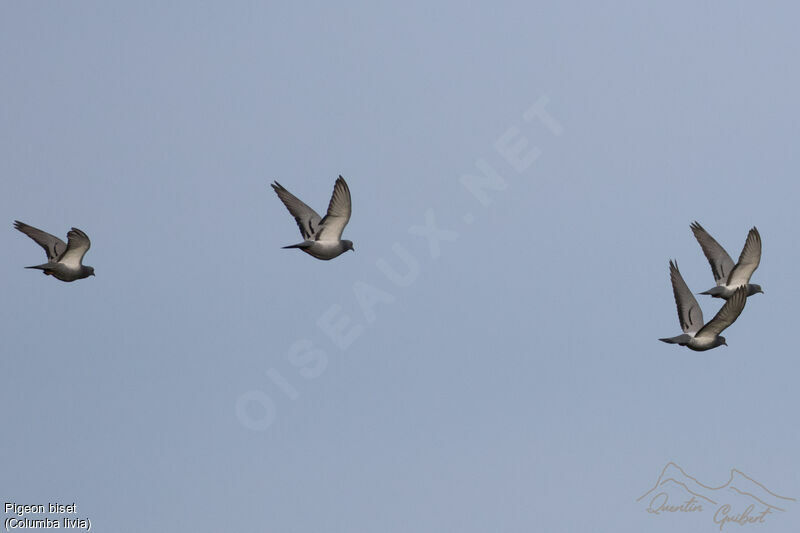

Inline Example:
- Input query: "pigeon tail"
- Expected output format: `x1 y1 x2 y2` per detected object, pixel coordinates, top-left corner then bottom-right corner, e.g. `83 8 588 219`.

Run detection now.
699 286 727 298
659 334 692 345
282 242 313 250
24 263 54 270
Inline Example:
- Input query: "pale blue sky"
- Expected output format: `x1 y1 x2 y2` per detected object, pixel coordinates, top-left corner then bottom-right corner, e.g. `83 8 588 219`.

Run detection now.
2 2 799 532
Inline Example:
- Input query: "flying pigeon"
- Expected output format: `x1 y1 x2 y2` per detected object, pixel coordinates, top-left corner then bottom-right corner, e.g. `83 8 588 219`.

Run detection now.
690 222 763 299
14 221 95 282
659 260 747 351
271 176 354 260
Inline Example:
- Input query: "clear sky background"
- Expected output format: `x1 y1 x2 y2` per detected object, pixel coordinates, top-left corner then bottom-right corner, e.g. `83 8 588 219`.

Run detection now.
1 2 799 532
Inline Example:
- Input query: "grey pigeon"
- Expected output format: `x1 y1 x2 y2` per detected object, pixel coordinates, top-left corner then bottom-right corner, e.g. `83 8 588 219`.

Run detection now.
691 222 763 299
659 260 747 351
14 221 95 282
271 176 354 260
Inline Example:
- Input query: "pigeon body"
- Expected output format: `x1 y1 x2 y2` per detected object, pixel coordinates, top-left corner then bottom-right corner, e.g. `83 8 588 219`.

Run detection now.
659 261 747 351
14 221 95 282
690 222 763 299
271 176 354 260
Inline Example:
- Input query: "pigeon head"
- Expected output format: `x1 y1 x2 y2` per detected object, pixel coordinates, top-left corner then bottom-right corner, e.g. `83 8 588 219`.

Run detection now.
717 336 728 347
85 266 96 277
343 240 354 252
748 284 764 295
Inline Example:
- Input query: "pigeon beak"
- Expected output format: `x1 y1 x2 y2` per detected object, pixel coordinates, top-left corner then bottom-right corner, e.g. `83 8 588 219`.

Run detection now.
91 272 96 277
723 341 728 346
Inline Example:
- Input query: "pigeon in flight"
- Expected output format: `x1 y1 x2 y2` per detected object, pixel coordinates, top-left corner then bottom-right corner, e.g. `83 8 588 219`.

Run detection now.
690 222 763 299
271 176 354 260
14 221 95 282
659 260 747 351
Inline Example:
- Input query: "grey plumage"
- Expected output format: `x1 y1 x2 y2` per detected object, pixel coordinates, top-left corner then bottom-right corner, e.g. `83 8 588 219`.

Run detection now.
271 176 354 260
690 222 763 299
14 221 95 282
659 260 747 351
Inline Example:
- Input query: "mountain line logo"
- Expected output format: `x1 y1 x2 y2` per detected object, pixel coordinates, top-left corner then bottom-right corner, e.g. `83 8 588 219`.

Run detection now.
637 462 795 530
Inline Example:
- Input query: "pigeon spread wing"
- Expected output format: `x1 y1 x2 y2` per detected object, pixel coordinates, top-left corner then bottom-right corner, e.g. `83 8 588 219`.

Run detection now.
726 227 761 288
58 228 91 268
691 222 735 286
315 176 351 242
669 260 704 335
271 182 323 240
14 221 67 261
694 286 747 341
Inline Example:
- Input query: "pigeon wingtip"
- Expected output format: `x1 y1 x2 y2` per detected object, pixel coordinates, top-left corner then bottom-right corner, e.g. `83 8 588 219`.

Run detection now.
690 221 707 233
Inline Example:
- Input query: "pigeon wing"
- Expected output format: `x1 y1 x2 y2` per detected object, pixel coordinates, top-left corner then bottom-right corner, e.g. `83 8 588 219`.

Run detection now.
58 228 91 268
271 182 322 240
315 176 351 242
14 220 67 261
668 260 704 335
690 221 735 286
726 227 761 288
694 286 747 341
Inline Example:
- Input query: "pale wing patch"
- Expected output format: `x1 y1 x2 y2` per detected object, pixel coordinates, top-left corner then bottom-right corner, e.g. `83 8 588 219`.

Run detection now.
726 227 761 288
58 228 91 269
316 176 351 241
